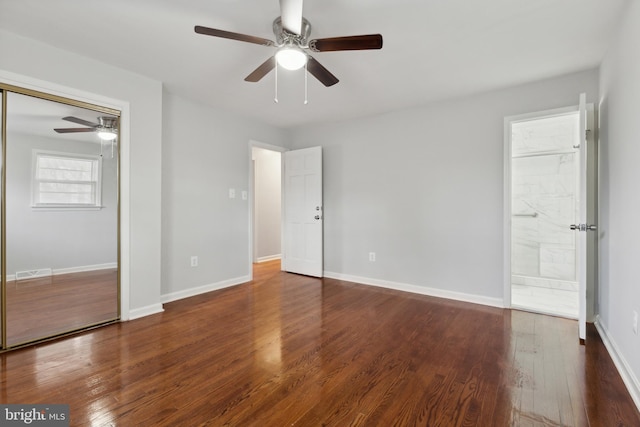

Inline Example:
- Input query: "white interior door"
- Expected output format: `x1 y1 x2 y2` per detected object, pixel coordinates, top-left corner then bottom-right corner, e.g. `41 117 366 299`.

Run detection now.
283 146 323 277
575 92 591 342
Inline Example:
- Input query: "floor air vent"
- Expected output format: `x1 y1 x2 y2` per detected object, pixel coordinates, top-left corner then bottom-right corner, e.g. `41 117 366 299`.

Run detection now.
15 268 53 281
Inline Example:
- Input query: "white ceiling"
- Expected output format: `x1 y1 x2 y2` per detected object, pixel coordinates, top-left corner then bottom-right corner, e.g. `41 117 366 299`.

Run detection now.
0 0 628 129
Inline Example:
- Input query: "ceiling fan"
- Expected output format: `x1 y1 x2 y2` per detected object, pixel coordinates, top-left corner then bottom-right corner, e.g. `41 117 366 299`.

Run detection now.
54 116 119 141
194 0 383 87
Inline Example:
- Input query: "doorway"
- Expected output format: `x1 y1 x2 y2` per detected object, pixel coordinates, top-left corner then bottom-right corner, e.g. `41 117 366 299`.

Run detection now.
249 142 324 279
251 143 284 269
509 111 580 318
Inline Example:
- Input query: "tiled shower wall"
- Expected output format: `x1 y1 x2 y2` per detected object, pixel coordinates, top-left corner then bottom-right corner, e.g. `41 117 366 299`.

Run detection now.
511 114 579 289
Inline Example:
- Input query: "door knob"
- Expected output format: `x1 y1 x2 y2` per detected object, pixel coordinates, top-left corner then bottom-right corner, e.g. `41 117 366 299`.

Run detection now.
570 224 597 231
314 215 321 220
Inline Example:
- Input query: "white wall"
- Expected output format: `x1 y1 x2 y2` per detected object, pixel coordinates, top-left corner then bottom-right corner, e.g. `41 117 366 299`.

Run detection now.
598 0 640 407
290 69 598 303
253 147 282 262
160 91 288 301
5 132 117 274
0 29 163 317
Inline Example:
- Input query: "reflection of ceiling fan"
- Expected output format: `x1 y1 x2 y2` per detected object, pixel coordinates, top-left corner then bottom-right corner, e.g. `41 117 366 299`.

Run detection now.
54 116 119 141
194 0 383 87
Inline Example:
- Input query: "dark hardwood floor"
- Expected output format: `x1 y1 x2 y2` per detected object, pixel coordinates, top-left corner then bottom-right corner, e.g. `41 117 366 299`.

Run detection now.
4 269 118 346
1 260 638 426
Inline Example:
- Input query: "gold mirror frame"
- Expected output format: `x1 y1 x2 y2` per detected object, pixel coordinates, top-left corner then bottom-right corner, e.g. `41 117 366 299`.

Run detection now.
0 83 121 351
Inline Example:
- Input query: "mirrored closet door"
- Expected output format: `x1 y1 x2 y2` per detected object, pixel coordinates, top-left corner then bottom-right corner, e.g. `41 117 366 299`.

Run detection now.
1 88 120 349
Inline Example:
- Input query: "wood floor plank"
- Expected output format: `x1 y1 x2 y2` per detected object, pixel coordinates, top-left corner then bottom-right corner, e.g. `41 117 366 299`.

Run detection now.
1 260 639 426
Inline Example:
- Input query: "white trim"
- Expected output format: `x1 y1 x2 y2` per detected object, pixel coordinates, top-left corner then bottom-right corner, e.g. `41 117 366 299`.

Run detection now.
6 262 117 281
31 206 105 211
249 140 287 152
324 271 504 308
0 70 125 110
506 105 579 125
510 303 577 320
256 254 281 263
161 275 251 304
503 116 513 308
54 262 117 275
594 316 640 412
0 69 131 321
128 304 164 320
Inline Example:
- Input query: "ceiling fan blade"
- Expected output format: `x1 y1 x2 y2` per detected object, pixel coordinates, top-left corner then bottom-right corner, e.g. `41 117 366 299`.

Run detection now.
62 116 99 127
306 56 339 87
279 0 303 35
245 56 276 82
309 34 383 52
195 26 275 47
54 127 96 134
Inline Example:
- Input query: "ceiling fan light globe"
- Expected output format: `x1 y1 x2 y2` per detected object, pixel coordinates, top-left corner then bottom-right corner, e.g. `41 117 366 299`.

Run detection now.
276 47 307 70
97 130 118 141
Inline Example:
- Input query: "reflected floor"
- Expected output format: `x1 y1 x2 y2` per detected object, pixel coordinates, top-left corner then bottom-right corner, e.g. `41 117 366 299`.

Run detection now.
5 269 118 347
512 283 578 318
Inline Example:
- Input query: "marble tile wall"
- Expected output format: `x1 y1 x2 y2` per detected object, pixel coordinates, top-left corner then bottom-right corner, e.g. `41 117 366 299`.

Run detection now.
512 113 578 155
511 114 579 287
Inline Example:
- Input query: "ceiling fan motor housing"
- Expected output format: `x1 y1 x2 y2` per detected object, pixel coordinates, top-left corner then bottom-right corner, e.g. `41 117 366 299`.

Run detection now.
98 116 118 130
273 17 311 46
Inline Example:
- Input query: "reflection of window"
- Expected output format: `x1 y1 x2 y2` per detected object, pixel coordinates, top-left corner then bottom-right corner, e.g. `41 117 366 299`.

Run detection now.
32 150 102 208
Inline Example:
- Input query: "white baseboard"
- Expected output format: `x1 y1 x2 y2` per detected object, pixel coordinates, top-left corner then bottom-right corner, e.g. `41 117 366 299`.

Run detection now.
6 262 118 281
594 316 640 412
128 303 164 320
54 262 118 275
323 271 504 308
161 275 251 304
256 255 281 263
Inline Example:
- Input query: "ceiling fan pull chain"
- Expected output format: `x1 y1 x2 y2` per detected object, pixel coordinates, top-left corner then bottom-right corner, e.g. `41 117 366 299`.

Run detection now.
274 64 279 103
304 62 308 105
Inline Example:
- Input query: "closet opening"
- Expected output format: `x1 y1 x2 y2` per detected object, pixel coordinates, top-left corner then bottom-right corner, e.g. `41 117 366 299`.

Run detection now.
0 85 121 350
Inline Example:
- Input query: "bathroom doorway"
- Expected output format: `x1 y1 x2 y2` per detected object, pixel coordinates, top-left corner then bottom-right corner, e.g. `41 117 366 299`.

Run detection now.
509 111 581 318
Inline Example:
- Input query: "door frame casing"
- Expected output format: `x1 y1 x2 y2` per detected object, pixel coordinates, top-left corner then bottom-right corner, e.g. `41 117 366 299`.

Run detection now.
503 103 597 320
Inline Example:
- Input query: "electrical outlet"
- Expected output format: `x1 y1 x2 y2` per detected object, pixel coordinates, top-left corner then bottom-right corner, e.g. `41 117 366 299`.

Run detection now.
633 311 638 335
369 252 376 262
191 256 198 267
229 188 236 199
241 190 248 200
